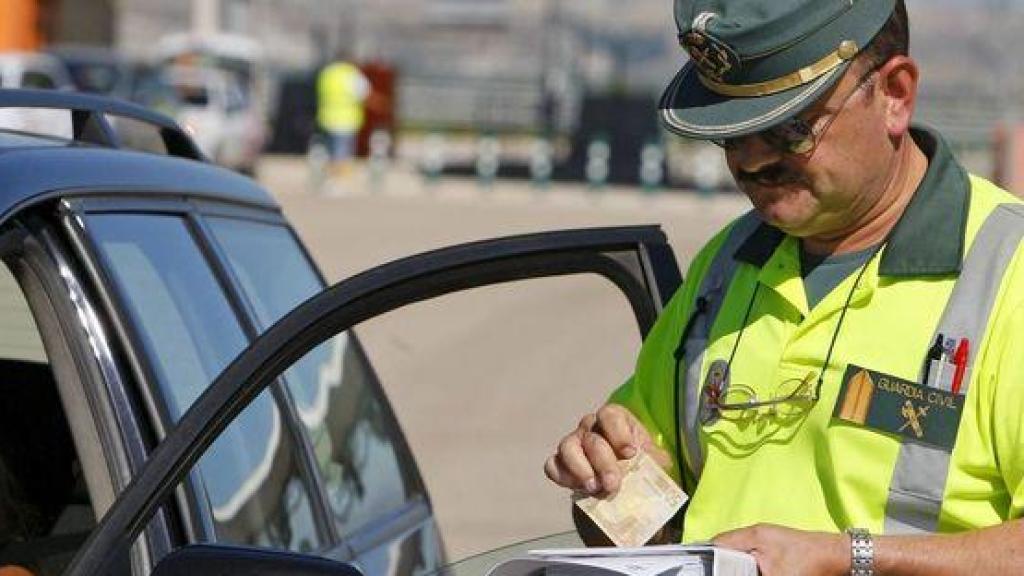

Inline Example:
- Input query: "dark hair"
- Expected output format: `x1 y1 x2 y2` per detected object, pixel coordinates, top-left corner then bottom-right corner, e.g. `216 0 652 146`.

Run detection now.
858 0 909 72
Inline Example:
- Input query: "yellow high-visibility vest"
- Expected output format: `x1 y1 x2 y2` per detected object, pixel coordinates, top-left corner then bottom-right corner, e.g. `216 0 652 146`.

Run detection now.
317 62 368 133
612 127 1024 541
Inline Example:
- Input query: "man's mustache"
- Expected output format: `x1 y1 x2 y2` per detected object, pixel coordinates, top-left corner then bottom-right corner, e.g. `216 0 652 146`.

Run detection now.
737 164 805 188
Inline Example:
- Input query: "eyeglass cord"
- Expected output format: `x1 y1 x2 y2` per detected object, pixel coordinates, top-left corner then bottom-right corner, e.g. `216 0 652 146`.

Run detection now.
671 242 885 487
725 283 761 370
723 243 883 398
814 246 882 395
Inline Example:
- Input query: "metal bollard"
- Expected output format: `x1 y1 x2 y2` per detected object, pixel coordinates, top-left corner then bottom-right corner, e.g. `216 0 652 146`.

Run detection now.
639 141 666 193
368 129 392 192
693 145 722 198
476 134 501 190
307 135 330 195
421 133 446 187
530 137 554 190
586 138 611 189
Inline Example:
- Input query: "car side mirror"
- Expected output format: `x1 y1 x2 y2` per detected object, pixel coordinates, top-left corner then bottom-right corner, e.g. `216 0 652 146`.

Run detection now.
151 544 363 576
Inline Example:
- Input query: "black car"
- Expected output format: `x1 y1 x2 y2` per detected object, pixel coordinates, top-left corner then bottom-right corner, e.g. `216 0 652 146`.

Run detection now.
0 89 682 576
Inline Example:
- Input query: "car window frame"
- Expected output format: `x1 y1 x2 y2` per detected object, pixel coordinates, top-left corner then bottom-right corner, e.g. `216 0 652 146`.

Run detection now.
62 196 339 555
65 224 682 576
64 196 227 547
195 208 433 557
189 206 344 550
0 210 173 574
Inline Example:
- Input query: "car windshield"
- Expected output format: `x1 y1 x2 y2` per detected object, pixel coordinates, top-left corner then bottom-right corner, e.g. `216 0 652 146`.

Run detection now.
428 532 583 576
174 82 210 106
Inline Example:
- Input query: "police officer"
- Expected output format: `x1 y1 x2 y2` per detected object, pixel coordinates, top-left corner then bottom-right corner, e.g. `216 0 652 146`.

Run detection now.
545 1 1024 574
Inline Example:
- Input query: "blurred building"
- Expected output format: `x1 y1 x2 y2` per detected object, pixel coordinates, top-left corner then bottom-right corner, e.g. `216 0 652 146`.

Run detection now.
6 0 1024 185
114 1 1024 142
112 0 679 135
360 0 675 133
0 0 113 50
908 0 1024 181
115 0 340 72
0 0 44 51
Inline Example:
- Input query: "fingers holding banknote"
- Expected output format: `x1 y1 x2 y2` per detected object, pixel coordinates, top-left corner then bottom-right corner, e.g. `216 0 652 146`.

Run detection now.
545 404 659 496
544 414 603 494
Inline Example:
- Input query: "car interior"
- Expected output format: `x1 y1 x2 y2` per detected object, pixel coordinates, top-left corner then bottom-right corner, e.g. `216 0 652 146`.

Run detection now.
0 264 96 576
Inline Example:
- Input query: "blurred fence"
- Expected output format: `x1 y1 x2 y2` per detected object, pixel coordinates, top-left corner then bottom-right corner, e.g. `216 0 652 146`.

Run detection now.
399 75 544 133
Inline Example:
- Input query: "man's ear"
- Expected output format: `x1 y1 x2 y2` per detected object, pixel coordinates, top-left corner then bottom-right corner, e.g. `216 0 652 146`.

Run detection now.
877 56 920 138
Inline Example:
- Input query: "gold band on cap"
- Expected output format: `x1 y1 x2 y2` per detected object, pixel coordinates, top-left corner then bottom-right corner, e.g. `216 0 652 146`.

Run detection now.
698 40 859 98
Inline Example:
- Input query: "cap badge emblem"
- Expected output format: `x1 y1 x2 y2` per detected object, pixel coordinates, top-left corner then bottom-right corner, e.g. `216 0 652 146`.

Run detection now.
680 13 739 82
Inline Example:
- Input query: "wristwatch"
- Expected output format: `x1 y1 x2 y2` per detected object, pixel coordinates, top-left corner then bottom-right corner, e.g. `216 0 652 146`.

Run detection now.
846 527 874 576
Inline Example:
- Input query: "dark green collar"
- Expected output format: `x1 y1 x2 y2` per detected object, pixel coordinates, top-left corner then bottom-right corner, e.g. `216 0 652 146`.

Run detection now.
734 126 969 276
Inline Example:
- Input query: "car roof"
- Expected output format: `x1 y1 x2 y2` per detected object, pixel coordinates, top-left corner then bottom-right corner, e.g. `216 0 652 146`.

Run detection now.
0 87 184 130
0 89 278 226
0 147 277 221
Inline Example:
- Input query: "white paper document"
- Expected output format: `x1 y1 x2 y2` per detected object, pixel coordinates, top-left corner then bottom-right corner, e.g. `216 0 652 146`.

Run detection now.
485 544 757 576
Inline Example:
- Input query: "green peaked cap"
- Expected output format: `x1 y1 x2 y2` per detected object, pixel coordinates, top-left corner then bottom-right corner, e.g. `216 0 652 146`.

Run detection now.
660 0 897 140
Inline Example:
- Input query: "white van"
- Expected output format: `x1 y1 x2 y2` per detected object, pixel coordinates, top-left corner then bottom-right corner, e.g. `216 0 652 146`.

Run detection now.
165 65 266 174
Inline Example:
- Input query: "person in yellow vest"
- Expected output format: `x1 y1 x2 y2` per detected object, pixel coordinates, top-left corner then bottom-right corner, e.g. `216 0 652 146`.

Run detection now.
316 51 370 177
545 1 1024 574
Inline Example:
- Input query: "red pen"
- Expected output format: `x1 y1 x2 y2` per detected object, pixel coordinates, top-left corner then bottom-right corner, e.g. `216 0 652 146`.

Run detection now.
951 338 969 395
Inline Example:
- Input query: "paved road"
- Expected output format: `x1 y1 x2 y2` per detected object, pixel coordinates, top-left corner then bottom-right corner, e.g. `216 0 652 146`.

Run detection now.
259 157 749 560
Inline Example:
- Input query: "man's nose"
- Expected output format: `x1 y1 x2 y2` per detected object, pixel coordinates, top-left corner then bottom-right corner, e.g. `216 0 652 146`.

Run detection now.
728 133 784 174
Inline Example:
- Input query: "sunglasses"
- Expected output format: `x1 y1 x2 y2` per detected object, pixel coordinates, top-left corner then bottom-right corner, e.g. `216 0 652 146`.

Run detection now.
711 68 879 157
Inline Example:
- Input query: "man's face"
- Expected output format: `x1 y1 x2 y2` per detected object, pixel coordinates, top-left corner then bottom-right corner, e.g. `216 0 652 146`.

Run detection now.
723 65 895 240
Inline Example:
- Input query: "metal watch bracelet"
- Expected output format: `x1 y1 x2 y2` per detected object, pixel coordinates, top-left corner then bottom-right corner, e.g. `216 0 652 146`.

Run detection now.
847 527 874 576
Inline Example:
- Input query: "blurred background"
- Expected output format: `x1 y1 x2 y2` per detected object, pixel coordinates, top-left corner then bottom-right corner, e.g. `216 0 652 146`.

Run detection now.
4 0 1022 189
4 0 1024 562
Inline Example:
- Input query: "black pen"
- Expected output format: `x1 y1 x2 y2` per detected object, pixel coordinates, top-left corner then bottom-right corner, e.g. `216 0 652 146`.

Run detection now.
923 333 944 385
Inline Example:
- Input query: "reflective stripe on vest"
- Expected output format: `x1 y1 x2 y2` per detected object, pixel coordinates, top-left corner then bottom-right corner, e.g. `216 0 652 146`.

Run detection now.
884 203 1024 534
677 210 763 478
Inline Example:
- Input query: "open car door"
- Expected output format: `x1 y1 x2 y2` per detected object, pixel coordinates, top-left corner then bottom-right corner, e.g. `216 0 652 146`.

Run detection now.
65 225 683 576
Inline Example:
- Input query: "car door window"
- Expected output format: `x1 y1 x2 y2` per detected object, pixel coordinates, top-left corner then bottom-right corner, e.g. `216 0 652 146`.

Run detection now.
67 227 680 576
84 213 322 552
207 217 424 537
87 216 244 416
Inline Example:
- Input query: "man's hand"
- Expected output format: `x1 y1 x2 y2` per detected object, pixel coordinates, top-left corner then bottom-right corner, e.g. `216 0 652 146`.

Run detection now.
713 524 848 576
543 404 670 497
